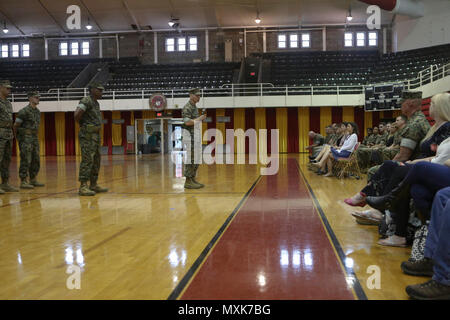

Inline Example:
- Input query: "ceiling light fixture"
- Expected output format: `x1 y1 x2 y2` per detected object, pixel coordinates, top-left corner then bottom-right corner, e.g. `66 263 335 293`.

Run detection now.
347 8 353 21
255 12 261 24
2 21 8 34
86 17 92 30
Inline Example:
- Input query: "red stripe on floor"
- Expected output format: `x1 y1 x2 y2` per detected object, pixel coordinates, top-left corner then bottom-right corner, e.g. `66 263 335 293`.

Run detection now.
181 159 355 300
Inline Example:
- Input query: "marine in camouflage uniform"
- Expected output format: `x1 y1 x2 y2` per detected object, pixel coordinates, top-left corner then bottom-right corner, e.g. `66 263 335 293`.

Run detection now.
307 132 325 158
75 82 108 196
0 80 19 194
182 88 206 189
14 91 44 189
366 91 430 181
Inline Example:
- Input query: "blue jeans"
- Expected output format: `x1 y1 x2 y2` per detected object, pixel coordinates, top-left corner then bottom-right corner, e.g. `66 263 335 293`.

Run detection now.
424 187 450 286
404 162 450 213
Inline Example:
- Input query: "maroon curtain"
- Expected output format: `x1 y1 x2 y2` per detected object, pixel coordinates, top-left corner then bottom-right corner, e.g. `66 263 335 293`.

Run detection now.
354 107 365 142
45 113 57 156
287 107 299 153
134 110 142 120
245 108 255 154
372 111 380 128
332 107 343 125
103 111 113 155
382 110 393 120
65 112 75 156
121 111 132 154
266 108 276 154
206 109 216 145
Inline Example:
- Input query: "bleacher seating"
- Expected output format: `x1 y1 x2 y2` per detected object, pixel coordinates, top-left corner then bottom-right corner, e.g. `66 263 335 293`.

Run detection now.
264 43 450 87
105 59 239 91
0 59 95 93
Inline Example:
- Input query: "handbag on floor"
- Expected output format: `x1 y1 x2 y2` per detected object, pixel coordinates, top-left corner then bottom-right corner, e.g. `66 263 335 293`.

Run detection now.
409 222 429 262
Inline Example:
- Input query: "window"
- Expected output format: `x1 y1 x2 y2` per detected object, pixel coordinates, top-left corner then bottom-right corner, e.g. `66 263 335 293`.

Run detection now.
21 44 30 57
189 37 197 51
1 44 8 58
11 44 19 58
368 31 378 46
289 34 298 48
178 38 186 51
166 38 175 52
344 32 353 47
81 41 89 55
70 42 79 55
59 42 68 56
302 33 310 48
356 32 365 47
278 34 286 48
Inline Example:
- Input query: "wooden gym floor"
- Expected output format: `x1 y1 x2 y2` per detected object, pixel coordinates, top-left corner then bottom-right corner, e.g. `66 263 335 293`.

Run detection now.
0 154 428 299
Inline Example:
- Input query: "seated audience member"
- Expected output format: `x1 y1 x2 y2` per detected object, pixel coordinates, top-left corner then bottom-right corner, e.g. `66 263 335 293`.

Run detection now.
404 186 450 300
365 91 432 181
306 131 325 159
345 92 450 208
361 128 373 146
370 117 407 165
311 123 347 168
312 122 359 177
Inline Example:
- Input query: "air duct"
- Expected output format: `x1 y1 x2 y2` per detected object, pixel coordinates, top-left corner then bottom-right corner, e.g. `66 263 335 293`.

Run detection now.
358 0 424 18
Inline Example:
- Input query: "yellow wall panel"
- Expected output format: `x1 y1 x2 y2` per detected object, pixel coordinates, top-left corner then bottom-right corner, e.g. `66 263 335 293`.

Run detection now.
55 112 66 156
320 107 332 136
276 107 288 153
233 108 245 154
112 111 122 146
342 107 354 123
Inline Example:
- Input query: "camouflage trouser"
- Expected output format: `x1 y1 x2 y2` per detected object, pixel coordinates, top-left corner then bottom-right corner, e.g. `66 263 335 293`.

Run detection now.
78 130 101 183
356 146 373 170
367 165 381 183
0 136 12 181
18 134 40 180
183 137 199 178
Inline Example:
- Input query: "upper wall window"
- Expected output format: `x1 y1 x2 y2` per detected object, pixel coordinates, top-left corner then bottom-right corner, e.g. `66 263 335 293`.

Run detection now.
278 34 287 48
301 33 311 48
59 42 68 56
70 42 79 55
22 44 30 57
82 41 89 55
11 44 20 58
1 44 8 58
166 38 175 52
344 32 353 47
368 31 378 46
189 37 197 51
289 34 298 48
178 38 186 51
356 32 365 47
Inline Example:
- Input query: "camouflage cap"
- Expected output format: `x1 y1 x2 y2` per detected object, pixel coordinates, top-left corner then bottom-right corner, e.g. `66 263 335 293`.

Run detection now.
189 88 201 96
27 91 40 98
0 80 12 88
400 91 422 103
88 82 105 90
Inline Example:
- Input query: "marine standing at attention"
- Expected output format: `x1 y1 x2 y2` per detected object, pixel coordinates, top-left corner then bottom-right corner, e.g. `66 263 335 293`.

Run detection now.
74 82 108 196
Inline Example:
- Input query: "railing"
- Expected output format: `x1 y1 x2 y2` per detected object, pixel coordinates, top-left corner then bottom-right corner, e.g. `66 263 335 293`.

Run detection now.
9 63 449 103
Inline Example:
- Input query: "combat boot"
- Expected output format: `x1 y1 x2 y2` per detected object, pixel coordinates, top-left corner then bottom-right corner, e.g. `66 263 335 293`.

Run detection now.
90 183 108 193
0 180 19 192
30 178 45 187
184 177 202 189
79 182 96 196
192 178 204 188
0 187 5 195
20 179 34 189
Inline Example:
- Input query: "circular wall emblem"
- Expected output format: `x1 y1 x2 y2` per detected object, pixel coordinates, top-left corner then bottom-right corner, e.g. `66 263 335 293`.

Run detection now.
149 93 167 112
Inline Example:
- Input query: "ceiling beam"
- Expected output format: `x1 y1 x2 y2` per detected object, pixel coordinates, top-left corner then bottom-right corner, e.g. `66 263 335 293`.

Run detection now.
0 8 25 35
36 0 67 33
78 0 103 32
122 0 141 31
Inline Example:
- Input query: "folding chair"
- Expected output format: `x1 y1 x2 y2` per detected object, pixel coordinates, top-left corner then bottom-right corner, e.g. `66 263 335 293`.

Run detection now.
333 142 362 179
